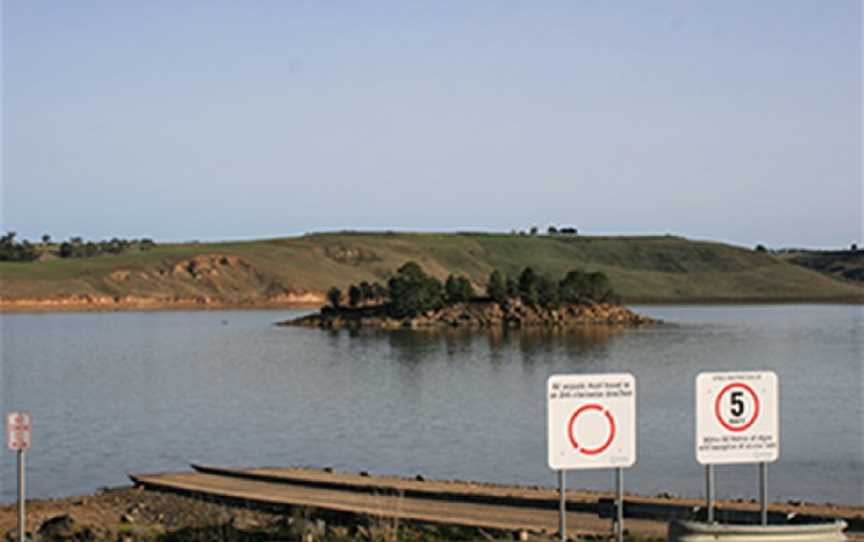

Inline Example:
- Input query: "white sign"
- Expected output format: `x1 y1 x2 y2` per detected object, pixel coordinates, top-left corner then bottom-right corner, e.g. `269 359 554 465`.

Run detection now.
548 373 636 470
6 412 32 451
696 371 778 465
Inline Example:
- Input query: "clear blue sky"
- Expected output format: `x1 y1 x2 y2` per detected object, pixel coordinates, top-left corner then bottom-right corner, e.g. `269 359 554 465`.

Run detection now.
2 1 860 248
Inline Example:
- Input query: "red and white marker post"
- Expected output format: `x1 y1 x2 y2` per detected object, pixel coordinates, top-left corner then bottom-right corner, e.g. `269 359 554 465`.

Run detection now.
696 372 779 524
6 412 32 542
548 374 636 542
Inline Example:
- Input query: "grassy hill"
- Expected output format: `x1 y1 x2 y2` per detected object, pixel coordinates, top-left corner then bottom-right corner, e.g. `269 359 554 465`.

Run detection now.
1 232 862 306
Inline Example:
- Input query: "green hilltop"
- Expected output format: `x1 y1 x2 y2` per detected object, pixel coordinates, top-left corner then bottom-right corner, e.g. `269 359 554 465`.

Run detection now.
1 232 862 304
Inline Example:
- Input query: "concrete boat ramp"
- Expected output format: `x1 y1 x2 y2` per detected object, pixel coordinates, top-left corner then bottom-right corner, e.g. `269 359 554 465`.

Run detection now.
130 464 862 539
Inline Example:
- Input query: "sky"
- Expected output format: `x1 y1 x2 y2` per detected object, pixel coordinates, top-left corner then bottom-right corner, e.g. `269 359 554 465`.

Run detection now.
2 1 861 249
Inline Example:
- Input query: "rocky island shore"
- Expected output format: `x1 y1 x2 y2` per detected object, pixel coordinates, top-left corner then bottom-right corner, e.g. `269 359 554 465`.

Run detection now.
280 299 656 330
280 262 656 330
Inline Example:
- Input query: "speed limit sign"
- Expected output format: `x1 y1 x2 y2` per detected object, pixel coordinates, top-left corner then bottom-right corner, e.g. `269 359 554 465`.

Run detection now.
696 371 778 464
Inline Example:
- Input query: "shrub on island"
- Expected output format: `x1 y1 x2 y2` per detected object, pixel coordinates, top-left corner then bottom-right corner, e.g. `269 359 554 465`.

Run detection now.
330 261 618 315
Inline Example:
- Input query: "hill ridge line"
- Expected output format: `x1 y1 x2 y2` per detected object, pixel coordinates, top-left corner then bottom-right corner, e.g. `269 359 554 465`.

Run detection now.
2 233 861 310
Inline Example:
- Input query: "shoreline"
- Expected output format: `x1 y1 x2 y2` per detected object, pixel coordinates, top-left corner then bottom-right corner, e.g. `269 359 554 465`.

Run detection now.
1 481 860 542
626 296 864 305
2 482 861 516
2 295 862 314
0 294 325 314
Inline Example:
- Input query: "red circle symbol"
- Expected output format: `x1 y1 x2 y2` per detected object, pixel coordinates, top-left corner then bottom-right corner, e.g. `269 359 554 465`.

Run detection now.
567 403 616 455
715 382 760 432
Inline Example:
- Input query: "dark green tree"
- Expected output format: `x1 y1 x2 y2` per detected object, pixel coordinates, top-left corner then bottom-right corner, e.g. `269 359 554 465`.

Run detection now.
396 261 424 281
59 242 74 258
486 270 508 304
348 284 362 307
0 232 38 262
585 272 613 302
371 282 388 302
327 287 342 308
559 270 588 303
506 276 518 298
106 238 125 254
387 261 444 318
518 267 540 306
358 281 373 302
445 275 474 303
537 275 561 309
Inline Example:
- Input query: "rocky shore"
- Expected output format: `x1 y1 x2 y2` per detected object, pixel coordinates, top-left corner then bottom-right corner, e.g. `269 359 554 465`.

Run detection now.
0 487 615 542
1 487 495 542
2 482 859 542
280 300 656 330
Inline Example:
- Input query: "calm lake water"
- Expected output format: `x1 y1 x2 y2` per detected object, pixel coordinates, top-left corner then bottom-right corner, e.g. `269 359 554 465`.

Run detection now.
1 305 861 505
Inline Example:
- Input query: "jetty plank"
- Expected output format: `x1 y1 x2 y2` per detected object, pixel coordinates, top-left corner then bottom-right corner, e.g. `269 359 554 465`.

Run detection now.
133 467 863 535
190 463 593 509
189 464 864 529
131 471 664 537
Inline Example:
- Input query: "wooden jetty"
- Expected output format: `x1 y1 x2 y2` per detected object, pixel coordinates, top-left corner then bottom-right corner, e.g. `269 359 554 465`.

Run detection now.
130 465 862 538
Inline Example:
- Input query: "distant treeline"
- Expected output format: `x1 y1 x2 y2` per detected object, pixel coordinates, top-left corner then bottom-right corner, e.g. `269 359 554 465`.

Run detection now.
328 261 616 318
56 236 156 258
510 224 579 236
0 232 157 262
315 226 580 237
761 243 859 254
0 232 39 262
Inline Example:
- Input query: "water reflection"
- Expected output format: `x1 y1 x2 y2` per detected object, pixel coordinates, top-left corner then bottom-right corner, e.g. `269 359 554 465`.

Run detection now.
492 325 622 358
322 324 628 364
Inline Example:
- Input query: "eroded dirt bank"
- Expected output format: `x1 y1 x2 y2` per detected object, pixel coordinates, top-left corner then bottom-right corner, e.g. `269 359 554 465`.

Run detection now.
0 293 325 313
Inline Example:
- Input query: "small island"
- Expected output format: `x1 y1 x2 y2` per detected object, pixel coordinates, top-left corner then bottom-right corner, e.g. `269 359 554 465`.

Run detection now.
279 262 656 330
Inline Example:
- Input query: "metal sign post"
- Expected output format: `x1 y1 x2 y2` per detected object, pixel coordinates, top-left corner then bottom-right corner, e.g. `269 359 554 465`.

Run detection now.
558 470 566 542
614 467 624 542
759 462 768 525
17 449 26 542
548 373 636 542
705 464 715 522
696 372 779 525
6 412 32 542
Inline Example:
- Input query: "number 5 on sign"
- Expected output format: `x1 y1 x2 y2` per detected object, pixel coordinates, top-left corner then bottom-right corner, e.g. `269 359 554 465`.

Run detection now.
696 371 779 465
